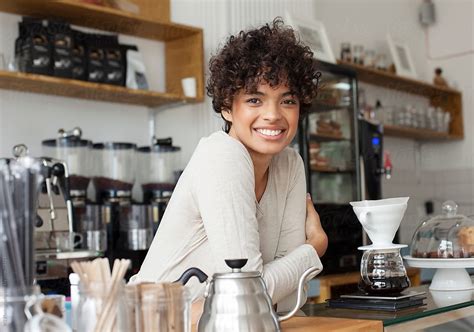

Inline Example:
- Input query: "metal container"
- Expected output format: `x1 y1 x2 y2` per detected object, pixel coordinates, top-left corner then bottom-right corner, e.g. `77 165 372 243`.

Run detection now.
120 204 153 251
78 204 107 252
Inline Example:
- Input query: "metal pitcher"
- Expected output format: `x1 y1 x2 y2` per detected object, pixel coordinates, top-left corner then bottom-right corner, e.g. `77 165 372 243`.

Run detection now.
176 259 320 332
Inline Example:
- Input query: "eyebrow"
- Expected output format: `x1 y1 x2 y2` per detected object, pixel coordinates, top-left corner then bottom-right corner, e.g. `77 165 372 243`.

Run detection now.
246 90 297 97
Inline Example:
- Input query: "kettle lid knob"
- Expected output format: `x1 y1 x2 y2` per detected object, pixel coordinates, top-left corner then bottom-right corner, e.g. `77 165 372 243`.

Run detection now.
225 259 248 272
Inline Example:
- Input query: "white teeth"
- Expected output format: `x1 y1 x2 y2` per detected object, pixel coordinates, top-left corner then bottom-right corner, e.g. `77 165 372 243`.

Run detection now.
256 129 282 136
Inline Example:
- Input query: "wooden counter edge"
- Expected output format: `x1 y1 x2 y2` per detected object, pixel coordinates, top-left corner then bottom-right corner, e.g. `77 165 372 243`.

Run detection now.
192 316 383 332
281 316 383 331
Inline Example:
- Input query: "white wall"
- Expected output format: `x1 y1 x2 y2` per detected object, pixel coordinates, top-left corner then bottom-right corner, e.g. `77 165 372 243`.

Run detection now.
421 0 474 170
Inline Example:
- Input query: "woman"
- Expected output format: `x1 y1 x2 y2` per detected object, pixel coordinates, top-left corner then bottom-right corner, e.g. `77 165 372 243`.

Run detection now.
132 18 328 313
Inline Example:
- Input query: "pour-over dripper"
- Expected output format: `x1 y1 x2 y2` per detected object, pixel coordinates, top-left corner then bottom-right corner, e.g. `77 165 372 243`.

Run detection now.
350 197 409 247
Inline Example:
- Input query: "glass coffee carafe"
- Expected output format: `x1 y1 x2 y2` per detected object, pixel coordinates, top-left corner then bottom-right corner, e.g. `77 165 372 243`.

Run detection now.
359 248 410 294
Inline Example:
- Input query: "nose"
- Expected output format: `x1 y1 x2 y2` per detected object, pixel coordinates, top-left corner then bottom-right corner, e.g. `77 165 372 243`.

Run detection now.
262 102 283 122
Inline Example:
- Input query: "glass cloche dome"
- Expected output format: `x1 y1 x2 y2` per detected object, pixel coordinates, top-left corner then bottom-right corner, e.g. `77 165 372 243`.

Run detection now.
410 201 474 259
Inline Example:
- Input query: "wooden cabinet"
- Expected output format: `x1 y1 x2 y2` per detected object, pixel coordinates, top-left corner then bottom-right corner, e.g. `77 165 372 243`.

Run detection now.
0 0 204 106
337 61 463 141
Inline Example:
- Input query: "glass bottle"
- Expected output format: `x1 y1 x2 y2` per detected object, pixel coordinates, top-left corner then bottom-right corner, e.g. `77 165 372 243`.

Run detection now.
353 45 364 65
364 49 376 68
376 53 388 71
340 42 352 62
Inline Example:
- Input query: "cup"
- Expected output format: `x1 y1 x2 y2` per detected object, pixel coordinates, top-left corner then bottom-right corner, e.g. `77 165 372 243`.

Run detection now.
181 77 197 98
54 232 83 252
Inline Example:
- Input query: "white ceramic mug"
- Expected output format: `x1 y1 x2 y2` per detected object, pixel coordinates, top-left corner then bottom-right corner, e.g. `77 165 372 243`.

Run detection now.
55 232 83 252
181 77 197 97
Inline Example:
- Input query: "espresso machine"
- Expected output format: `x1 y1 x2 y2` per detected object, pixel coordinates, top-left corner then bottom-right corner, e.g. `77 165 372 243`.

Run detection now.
92 141 152 275
137 137 182 234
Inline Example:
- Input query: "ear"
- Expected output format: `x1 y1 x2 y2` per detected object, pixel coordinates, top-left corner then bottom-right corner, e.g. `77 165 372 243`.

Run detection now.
221 109 233 123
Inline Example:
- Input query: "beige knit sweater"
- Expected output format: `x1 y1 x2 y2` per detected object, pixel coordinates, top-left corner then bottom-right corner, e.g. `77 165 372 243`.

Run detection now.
131 131 322 310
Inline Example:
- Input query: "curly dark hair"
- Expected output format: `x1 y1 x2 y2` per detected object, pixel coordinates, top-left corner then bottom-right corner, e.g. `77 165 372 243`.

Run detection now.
206 17 321 132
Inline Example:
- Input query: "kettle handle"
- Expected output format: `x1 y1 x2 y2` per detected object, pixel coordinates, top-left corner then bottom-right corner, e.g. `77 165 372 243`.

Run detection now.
277 266 320 322
175 267 208 285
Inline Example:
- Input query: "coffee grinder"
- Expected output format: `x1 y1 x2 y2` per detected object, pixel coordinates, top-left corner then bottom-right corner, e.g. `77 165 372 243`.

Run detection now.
93 141 150 275
137 137 182 234
41 128 104 251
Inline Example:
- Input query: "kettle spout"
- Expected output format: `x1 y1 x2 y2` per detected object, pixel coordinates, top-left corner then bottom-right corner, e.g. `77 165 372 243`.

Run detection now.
277 266 320 322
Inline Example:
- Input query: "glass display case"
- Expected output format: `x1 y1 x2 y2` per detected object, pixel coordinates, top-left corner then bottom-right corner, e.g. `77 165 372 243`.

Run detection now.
298 61 360 204
296 61 362 274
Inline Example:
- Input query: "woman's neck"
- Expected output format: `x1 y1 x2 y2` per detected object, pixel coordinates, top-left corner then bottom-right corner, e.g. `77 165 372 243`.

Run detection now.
251 153 272 202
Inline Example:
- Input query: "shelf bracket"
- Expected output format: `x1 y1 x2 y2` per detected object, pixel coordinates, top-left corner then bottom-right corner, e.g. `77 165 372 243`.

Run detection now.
147 101 187 143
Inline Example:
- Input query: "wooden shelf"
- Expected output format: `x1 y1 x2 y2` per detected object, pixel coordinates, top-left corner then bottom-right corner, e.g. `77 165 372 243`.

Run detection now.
337 61 464 140
310 133 349 142
337 61 460 98
0 0 199 42
310 101 349 112
0 0 205 104
383 125 457 141
0 70 197 107
311 166 355 173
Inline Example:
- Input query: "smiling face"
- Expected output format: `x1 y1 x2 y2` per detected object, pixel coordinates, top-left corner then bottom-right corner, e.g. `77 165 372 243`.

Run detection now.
222 82 300 162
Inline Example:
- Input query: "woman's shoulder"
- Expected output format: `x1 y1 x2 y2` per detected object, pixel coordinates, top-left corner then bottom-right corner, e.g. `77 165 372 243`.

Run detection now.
272 147 304 172
191 131 253 167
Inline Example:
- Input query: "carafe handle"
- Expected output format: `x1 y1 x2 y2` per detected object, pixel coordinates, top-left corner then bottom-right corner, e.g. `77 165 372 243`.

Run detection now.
277 266 320 322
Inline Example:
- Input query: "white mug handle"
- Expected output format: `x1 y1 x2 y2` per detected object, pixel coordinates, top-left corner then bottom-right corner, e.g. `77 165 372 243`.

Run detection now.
73 233 83 247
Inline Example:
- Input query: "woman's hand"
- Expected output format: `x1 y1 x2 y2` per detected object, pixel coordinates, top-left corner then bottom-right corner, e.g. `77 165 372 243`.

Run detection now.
191 298 205 325
305 194 328 256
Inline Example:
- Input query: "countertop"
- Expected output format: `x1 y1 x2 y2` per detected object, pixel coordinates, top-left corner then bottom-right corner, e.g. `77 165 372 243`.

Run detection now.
279 316 382 331
192 316 383 331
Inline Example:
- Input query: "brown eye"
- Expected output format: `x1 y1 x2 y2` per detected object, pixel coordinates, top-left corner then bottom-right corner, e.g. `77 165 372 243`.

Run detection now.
246 98 261 104
282 99 298 105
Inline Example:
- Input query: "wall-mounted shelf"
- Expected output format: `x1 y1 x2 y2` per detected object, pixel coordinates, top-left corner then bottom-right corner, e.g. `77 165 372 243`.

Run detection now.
384 125 451 140
311 166 355 173
0 0 204 105
337 61 463 141
0 70 197 107
310 101 349 113
310 133 349 142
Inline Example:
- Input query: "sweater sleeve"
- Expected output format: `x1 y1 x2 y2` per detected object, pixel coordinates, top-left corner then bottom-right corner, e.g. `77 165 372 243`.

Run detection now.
192 137 321 303
273 152 322 311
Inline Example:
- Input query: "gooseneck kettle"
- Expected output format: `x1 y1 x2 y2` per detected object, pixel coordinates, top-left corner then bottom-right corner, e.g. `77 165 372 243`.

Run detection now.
176 259 320 332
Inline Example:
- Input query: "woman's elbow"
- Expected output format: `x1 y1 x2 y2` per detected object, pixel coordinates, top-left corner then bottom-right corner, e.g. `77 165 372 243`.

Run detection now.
309 230 328 257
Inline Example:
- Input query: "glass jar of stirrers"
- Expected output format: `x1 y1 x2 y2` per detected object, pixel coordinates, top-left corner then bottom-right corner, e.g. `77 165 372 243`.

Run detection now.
77 281 129 332
125 283 191 332
71 258 131 332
